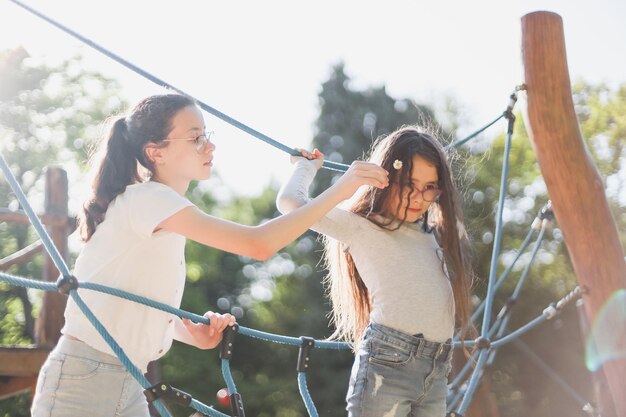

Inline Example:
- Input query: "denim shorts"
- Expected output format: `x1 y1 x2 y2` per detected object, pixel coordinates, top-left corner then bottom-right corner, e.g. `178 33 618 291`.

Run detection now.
31 336 150 417
346 323 453 417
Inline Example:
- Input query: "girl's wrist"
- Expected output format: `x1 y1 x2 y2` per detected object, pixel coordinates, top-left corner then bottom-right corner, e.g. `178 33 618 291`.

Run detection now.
294 159 320 173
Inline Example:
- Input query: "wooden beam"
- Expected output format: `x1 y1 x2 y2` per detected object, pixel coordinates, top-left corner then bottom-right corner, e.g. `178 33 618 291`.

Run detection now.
0 209 73 228
0 240 43 271
521 11 626 416
0 346 50 376
0 376 37 401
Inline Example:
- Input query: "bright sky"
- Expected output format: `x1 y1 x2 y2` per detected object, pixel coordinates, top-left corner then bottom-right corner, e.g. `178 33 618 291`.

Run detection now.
1 0 625 199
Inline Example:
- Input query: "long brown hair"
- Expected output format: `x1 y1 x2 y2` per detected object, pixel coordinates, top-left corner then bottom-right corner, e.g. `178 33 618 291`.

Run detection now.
78 93 195 241
322 125 473 347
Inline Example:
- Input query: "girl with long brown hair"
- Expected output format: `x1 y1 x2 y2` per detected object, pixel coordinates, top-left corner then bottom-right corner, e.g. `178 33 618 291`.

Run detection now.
277 125 472 417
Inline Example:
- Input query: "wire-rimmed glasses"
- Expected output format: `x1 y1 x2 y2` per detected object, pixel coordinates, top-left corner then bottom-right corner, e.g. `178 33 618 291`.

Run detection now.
162 131 214 153
401 182 442 202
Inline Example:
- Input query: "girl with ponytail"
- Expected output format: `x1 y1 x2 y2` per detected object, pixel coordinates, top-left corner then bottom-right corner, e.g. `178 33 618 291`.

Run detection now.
32 93 388 417
277 125 473 417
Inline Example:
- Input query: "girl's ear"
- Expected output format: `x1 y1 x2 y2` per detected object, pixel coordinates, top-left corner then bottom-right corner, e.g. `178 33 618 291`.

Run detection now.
144 143 164 164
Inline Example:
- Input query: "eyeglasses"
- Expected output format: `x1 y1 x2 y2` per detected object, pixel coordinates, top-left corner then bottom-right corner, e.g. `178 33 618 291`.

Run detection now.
162 131 214 153
399 182 442 202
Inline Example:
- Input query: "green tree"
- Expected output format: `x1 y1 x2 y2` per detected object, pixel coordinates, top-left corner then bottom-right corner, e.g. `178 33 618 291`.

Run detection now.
311 62 443 195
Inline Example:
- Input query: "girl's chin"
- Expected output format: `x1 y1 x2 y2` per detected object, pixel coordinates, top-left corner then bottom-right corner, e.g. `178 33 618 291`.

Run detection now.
407 210 422 220
195 171 212 181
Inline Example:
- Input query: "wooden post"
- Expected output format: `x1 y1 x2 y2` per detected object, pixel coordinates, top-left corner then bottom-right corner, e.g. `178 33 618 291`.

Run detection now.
34 166 69 348
521 11 626 416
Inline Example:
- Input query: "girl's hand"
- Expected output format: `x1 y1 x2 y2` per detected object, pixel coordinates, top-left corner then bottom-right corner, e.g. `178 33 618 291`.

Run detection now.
331 160 389 201
291 148 324 170
182 311 237 350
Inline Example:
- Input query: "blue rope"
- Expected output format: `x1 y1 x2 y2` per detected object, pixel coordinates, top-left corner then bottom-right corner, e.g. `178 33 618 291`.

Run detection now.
1 150 171 415
446 113 506 150
448 349 480 396
491 315 548 348
69 291 173 417
0 267 352 352
79 286 230 417
454 225 536 344
480 130 513 336
453 102 519 413
7 0 348 173
221 359 238 397
451 128 514 415
508 222 547 303
486 222 547 366
449 219 550 405
456 349 489 414
447 384 466 412
485 312 516 366
490 287 582 350
189 399 229 417
450 284 582 413
298 372 319 417
469 226 536 325
0 152 71 277
448 310 510 400
82 282 350 349
238 326 349 349
0 271 57 291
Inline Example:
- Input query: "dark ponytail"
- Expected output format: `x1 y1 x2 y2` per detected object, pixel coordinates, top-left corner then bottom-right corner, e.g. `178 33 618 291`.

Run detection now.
78 93 196 241
80 117 140 240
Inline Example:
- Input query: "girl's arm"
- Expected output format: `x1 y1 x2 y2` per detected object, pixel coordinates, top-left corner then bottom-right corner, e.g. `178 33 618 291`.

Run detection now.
158 156 388 260
276 148 323 214
277 149 359 243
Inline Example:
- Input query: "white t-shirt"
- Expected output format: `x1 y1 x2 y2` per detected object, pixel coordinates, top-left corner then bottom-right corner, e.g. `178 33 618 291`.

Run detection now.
62 181 194 371
277 161 455 342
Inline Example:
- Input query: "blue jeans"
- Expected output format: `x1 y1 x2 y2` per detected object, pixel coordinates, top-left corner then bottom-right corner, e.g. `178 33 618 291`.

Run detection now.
346 323 452 417
31 336 150 417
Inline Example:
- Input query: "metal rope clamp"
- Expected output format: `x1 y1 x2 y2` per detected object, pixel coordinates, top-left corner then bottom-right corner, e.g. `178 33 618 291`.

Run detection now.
144 382 192 406
297 336 315 372
56 274 79 295
219 324 239 360
229 392 245 417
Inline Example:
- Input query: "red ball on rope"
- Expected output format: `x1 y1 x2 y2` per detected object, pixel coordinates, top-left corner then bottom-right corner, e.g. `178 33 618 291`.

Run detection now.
216 388 230 408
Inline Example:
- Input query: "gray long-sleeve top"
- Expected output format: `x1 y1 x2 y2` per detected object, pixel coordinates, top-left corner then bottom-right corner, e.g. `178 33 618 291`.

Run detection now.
277 160 455 342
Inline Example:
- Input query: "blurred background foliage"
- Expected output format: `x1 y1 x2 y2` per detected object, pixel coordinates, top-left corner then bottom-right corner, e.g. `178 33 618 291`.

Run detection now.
0 48 625 417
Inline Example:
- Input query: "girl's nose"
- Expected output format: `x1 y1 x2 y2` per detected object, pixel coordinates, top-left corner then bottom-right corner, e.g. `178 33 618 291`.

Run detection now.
411 190 424 203
203 139 216 153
